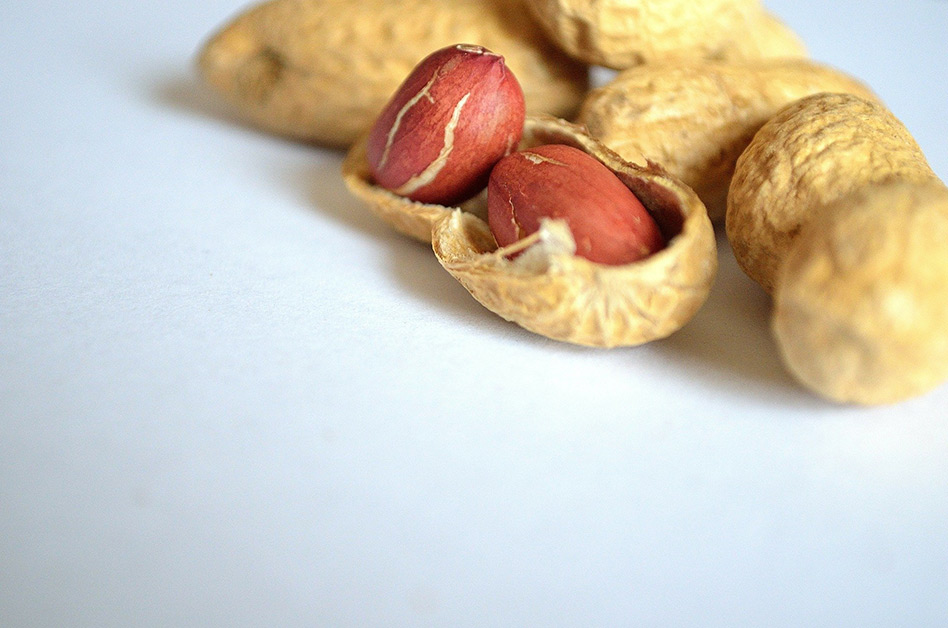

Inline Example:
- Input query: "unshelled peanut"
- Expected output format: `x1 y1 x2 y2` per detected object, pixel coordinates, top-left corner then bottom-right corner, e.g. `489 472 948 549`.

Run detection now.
198 0 587 147
578 60 876 222
773 181 948 405
522 0 805 69
727 93 935 294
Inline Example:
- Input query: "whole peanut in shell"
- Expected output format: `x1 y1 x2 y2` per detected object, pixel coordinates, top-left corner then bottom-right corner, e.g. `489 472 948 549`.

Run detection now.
773 181 948 405
577 60 876 222
522 0 805 69
726 93 936 294
432 117 717 348
198 0 588 147
366 44 525 206
488 144 664 265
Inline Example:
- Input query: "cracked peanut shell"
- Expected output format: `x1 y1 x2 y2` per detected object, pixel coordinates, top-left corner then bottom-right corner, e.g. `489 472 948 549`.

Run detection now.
198 0 588 147
522 0 805 69
727 92 937 294
773 181 948 405
578 59 876 222
431 117 717 348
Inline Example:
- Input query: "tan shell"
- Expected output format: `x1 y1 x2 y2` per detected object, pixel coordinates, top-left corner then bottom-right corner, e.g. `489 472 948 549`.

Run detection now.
772 181 948 405
578 59 876 222
522 0 805 69
727 93 936 294
198 0 589 148
431 117 717 348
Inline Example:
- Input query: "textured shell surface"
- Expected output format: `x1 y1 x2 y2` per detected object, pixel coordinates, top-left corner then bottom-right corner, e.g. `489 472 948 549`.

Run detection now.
431 117 717 348
522 0 804 69
578 60 876 222
198 0 588 147
726 92 936 294
773 181 948 405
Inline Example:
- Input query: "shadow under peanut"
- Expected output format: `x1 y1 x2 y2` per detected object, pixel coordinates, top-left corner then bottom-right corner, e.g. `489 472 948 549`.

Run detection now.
653 229 820 405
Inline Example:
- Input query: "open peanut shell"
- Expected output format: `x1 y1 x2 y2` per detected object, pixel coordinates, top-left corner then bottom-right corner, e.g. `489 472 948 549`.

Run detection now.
432 117 717 347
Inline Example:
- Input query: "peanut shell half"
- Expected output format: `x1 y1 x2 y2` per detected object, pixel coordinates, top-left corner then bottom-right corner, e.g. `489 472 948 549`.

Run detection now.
522 0 805 69
578 60 877 222
198 0 588 147
431 117 717 348
773 181 948 405
727 93 936 294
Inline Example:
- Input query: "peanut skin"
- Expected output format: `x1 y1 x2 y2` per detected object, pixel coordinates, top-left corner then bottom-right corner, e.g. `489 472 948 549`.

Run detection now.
487 144 663 265
198 0 588 147
366 45 524 206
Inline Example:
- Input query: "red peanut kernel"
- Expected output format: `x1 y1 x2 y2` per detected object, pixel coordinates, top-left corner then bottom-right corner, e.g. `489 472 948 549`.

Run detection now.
488 144 665 265
366 44 526 206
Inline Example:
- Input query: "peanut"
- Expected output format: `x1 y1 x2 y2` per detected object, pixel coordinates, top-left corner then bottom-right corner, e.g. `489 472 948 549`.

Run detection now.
197 0 588 148
725 92 947 404
366 44 525 206
773 181 948 405
522 0 805 69
577 60 876 222
431 117 716 348
487 144 664 265
727 93 936 294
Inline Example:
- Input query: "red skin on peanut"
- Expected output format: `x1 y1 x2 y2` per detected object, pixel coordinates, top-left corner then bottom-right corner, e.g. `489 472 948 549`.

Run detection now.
488 144 665 265
366 44 525 206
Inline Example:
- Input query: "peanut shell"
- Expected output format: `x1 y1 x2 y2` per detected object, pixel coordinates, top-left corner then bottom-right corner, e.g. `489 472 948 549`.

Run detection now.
578 60 876 222
522 0 805 69
773 181 948 405
198 0 588 147
727 93 936 294
431 117 717 348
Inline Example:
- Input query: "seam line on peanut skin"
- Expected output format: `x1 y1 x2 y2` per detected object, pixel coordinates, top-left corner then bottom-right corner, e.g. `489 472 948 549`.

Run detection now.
377 71 439 171
393 92 471 196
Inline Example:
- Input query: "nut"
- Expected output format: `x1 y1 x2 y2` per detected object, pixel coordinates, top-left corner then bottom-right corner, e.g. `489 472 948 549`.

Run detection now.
577 59 876 222
366 44 524 206
197 0 588 147
521 0 805 69
487 144 664 265
727 93 936 294
431 117 717 348
773 181 948 405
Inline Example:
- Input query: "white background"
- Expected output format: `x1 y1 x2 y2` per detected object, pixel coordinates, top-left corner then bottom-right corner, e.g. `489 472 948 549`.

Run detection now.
2 1 947 625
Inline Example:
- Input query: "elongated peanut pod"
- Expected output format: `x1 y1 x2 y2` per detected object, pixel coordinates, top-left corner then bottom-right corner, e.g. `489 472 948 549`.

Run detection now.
773 181 948 405
198 0 587 147
727 93 936 294
578 60 876 222
522 0 805 69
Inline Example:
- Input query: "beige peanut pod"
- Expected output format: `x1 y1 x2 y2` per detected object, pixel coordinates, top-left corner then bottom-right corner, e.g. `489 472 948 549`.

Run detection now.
522 0 805 69
727 92 936 294
578 60 876 222
198 0 588 148
431 117 717 348
773 181 948 405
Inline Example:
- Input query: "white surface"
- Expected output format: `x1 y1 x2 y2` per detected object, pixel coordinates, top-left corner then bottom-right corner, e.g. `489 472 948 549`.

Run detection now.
2 0 947 625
